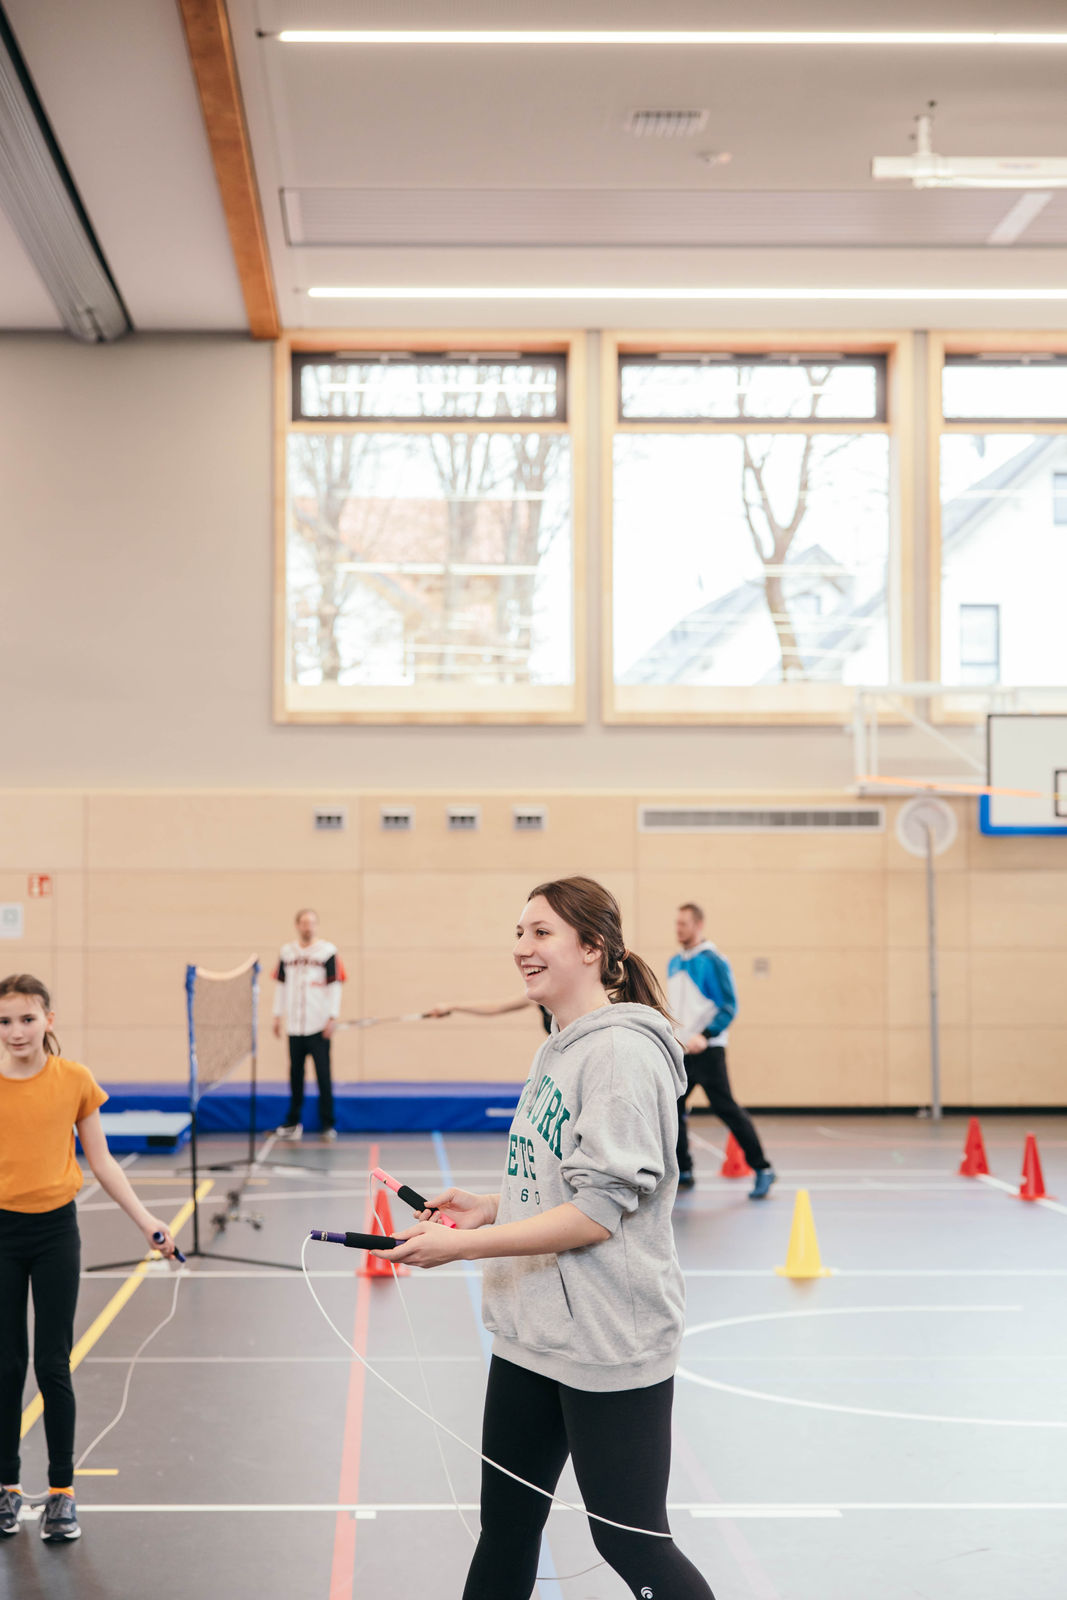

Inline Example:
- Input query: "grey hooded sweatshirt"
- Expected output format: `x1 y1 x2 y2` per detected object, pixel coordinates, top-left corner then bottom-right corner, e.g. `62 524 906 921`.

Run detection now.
482 1002 687 1392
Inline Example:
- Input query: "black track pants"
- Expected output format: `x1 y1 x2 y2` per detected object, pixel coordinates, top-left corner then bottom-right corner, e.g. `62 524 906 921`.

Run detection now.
0 1201 80 1487
462 1355 716 1600
284 1031 334 1131
676 1045 769 1175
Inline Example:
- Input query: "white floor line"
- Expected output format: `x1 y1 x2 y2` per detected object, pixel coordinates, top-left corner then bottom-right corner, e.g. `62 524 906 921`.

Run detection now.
81 1353 483 1364
678 1305 1067 1428
977 1172 1067 1215
77 1179 1002 1213
72 1500 1067 1517
77 1265 1067 1281
688 1131 727 1159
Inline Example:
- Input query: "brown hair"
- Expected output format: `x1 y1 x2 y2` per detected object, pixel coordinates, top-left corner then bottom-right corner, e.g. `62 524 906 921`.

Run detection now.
0 974 61 1056
527 876 672 1020
678 902 705 923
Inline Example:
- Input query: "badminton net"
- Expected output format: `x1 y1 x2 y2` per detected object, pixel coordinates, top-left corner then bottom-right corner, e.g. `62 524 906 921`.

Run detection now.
185 957 259 1107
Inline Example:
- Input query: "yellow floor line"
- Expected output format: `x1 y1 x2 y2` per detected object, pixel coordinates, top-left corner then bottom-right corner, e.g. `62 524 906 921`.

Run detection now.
20 1180 213 1440
74 1468 118 1477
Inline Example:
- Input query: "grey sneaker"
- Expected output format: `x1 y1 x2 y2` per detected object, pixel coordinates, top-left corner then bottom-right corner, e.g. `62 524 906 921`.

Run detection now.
321 1127 338 1142
0 1487 22 1535
275 1122 302 1141
40 1491 80 1541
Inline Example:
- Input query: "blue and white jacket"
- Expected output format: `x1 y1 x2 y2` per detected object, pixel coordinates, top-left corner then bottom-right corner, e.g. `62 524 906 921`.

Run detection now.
666 940 737 1049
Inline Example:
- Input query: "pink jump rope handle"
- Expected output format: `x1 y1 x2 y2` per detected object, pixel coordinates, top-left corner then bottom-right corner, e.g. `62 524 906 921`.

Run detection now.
371 1166 458 1228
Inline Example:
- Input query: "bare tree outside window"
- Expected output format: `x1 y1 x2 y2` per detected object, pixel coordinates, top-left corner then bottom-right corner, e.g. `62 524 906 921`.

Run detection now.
613 356 889 690
286 359 572 692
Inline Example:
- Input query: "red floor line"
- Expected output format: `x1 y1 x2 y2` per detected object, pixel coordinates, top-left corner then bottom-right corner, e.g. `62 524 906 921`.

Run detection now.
328 1140 379 1600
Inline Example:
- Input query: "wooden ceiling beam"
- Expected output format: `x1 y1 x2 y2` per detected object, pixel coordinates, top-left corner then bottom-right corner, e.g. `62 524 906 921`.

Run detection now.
177 0 279 339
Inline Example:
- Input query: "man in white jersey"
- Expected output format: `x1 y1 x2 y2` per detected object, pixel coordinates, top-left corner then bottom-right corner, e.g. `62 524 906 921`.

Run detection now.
272 908 346 1141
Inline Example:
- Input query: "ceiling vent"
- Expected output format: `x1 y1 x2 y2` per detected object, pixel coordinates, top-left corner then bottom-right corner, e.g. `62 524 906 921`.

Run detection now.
624 109 708 139
639 805 885 833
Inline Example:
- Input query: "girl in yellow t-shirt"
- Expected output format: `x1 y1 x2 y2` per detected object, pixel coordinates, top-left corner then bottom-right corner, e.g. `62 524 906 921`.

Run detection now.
0 974 180 1543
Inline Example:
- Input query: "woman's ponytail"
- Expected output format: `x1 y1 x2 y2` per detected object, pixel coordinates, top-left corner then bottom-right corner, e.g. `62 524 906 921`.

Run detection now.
611 949 671 1017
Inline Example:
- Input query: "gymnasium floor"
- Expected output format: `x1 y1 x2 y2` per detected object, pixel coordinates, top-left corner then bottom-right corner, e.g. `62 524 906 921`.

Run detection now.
4 1114 1066 1600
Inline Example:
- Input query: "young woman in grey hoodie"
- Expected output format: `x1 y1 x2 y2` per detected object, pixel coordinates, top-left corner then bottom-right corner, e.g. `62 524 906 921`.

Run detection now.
377 876 716 1600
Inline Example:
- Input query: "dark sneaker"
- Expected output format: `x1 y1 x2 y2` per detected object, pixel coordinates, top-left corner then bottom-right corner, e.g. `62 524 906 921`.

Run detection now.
40 1492 80 1541
676 1169 696 1190
321 1127 338 1142
0 1487 22 1535
749 1168 777 1200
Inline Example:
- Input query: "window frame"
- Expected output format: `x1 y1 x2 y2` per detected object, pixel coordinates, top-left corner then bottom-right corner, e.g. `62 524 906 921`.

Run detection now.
274 330 587 725
602 331 914 725
929 332 1067 711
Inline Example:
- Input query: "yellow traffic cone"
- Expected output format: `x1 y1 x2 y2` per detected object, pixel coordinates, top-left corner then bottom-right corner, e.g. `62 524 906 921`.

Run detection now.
775 1189 831 1279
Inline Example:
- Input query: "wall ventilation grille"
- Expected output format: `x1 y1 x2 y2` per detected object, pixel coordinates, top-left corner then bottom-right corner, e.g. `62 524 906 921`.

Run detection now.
380 806 414 832
624 109 709 138
639 805 885 834
313 807 347 832
513 806 547 832
447 806 481 832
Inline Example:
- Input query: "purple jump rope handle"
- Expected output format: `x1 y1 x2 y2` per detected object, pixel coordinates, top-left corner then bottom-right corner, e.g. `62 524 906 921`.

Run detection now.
152 1230 186 1264
309 1228 400 1251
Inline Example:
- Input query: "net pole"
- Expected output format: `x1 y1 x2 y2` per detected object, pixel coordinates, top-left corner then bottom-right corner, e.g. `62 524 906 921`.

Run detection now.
185 963 202 1254
248 960 260 1165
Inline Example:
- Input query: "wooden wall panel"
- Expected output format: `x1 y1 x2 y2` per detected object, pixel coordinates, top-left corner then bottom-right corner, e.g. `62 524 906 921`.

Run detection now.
637 871 886 951
887 1027 970 1105
87 795 362 872
730 1029 887 1106
0 794 85 869
85 871 362 951
0 789 1063 1105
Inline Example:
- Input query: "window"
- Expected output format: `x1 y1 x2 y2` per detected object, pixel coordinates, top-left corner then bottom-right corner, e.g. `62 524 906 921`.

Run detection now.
608 343 901 720
943 355 1067 423
937 346 1067 695
619 353 885 423
277 341 583 722
958 604 1000 685
1054 472 1067 526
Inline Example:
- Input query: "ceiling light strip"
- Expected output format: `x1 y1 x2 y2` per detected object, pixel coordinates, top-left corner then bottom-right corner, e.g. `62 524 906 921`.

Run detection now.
308 286 1067 302
271 30 1067 46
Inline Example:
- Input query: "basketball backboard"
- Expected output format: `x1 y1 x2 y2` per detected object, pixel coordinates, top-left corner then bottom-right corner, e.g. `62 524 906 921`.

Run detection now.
982 713 1067 835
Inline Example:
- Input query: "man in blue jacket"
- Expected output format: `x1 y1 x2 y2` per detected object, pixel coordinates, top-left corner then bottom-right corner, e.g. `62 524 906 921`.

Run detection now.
667 902 775 1199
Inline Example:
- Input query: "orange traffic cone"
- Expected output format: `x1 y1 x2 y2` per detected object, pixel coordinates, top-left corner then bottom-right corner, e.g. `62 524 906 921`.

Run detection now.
1018 1134 1051 1202
958 1116 990 1177
720 1132 753 1179
359 1189 409 1278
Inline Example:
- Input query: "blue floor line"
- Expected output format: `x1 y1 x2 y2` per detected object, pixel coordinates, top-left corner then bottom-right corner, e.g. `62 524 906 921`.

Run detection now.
432 1131 565 1600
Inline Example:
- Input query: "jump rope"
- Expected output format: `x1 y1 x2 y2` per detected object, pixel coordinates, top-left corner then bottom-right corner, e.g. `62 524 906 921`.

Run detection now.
24 1174 674 1582
302 1166 676 1582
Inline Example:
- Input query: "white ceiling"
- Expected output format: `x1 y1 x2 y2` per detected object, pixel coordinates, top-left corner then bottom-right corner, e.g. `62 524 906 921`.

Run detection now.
3 0 1067 334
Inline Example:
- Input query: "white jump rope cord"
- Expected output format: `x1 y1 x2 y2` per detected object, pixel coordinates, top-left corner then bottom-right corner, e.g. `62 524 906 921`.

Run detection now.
24 1262 185 1507
300 1193 676 1549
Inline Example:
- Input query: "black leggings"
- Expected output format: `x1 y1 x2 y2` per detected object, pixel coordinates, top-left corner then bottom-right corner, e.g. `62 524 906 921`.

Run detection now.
677 1045 769 1175
0 1202 80 1487
462 1356 715 1600
284 1032 334 1130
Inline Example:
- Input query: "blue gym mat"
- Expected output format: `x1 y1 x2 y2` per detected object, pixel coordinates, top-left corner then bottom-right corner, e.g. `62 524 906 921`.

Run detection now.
98 1082 524 1134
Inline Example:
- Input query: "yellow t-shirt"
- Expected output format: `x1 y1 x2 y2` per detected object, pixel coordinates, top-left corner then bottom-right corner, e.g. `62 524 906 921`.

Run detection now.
0 1055 108 1213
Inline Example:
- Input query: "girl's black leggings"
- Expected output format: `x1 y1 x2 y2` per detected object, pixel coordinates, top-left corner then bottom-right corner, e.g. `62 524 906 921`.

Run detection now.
0 1201 80 1487
462 1355 716 1600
